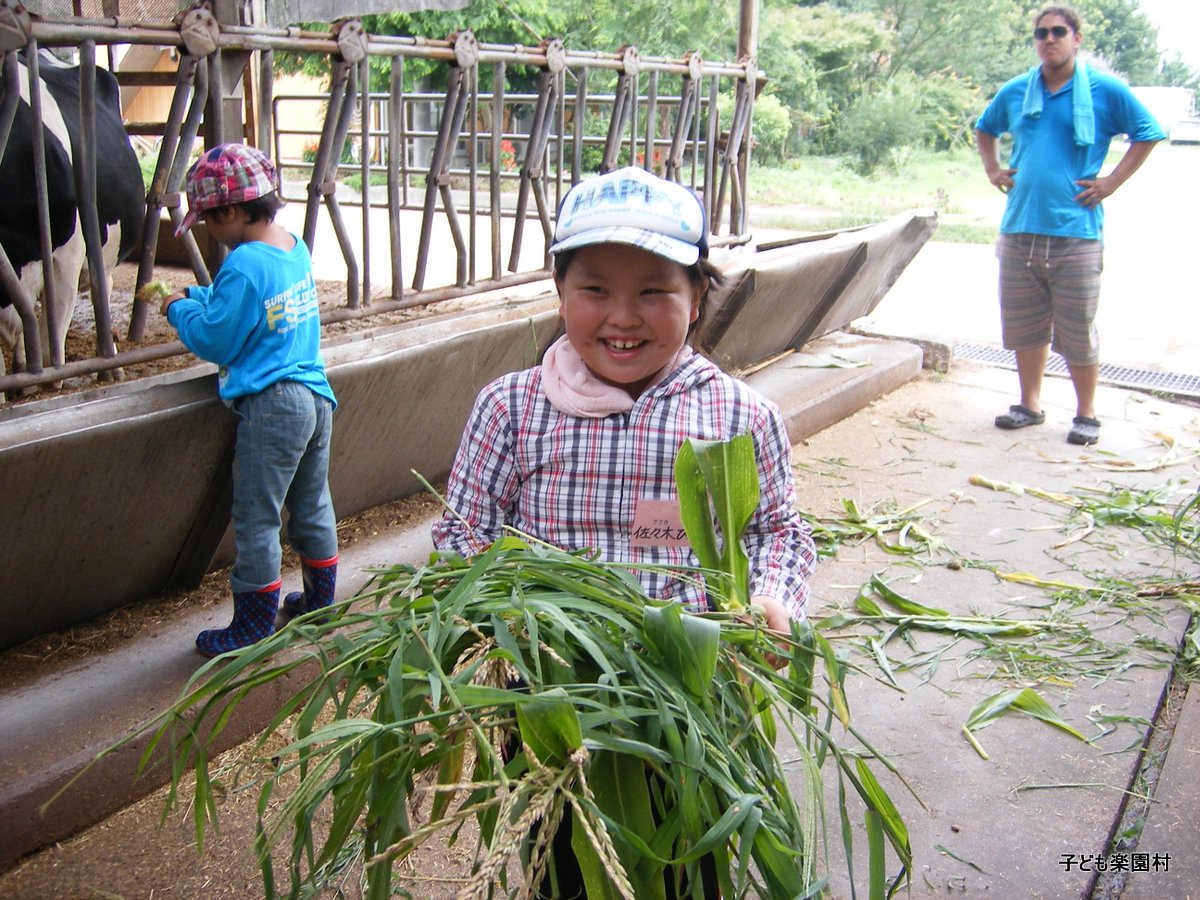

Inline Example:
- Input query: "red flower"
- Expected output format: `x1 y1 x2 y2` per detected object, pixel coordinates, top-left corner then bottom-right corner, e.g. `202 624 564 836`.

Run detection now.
500 139 517 172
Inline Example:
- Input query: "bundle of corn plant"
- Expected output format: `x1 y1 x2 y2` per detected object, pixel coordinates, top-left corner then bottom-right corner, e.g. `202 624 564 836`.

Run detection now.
134 279 175 305
74 438 912 899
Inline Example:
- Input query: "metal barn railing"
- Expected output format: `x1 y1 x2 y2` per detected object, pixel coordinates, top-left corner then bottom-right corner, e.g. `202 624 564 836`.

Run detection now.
0 6 759 396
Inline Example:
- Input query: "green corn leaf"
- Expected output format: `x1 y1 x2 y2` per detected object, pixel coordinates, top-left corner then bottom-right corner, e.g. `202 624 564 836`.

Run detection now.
643 602 720 699
854 591 885 616
431 731 467 822
855 757 911 872
869 573 950 618
571 817 628 900
675 439 722 574
585 750 666 900
814 630 851 727
868 637 899 688
102 533 911 899
962 687 1090 759
683 794 763 861
515 688 582 768
934 844 989 873
866 808 885 900
788 619 818 720
753 680 778 744
674 434 759 609
749 817 808 898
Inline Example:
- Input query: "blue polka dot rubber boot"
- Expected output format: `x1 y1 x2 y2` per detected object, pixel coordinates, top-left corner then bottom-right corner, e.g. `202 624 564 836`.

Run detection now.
283 555 338 623
195 585 280 658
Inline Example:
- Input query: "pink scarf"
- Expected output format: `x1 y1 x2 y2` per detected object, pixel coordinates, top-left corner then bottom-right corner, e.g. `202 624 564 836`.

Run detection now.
540 335 691 418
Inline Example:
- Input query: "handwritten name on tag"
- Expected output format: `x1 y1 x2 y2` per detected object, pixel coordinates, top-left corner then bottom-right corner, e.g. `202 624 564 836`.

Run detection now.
631 497 690 548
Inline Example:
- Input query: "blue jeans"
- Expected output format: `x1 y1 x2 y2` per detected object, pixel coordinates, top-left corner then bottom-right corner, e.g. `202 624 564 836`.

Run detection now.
229 381 337 594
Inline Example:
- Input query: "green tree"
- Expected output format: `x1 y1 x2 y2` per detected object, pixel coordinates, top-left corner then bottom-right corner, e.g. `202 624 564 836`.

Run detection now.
746 93 793 162
1159 53 1200 93
915 69 982 150
720 91 792 161
760 1 891 151
839 0 1027 90
364 1 564 91
1074 0 1162 84
838 71 925 172
274 0 565 92
553 0 737 59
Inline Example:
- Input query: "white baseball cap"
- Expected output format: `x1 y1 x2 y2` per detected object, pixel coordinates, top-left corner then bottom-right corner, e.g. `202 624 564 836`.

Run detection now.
549 167 709 266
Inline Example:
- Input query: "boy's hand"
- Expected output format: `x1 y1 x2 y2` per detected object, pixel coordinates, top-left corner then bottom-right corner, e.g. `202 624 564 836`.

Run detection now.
159 292 186 316
986 165 1016 193
135 280 181 316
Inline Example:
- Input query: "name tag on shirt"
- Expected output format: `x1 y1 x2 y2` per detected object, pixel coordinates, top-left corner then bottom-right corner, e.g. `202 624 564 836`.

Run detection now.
631 497 690 548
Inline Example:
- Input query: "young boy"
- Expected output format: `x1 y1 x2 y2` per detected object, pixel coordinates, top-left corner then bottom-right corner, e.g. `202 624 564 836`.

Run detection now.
161 143 338 657
434 165 816 627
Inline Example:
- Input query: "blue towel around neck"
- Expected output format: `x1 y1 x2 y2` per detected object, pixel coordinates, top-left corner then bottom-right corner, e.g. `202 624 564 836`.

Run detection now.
1021 61 1095 146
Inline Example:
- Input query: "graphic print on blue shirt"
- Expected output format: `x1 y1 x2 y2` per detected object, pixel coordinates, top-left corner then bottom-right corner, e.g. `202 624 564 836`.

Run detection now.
264 272 319 335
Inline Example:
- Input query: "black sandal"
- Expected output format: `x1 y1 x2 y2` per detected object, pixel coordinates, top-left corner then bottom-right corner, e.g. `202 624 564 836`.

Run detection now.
1067 416 1101 445
995 404 1046 429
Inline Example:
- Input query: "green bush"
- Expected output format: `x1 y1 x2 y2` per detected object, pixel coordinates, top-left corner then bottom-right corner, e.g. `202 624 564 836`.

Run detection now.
838 76 925 175
749 93 792 164
914 71 981 152
340 169 390 193
138 150 158 192
837 71 981 173
714 92 792 164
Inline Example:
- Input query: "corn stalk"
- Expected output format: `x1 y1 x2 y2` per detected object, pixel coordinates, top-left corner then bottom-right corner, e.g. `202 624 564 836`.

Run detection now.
60 437 913 898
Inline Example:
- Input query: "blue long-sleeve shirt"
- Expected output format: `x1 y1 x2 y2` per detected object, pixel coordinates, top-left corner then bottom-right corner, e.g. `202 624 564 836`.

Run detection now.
167 235 335 407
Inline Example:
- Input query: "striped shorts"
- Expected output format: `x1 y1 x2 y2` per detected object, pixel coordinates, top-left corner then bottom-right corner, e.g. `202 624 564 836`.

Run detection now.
996 233 1104 367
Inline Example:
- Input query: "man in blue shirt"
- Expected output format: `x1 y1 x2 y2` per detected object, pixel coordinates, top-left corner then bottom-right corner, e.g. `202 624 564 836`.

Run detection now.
976 4 1164 445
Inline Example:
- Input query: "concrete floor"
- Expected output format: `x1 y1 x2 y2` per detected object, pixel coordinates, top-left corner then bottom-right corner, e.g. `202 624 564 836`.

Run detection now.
787 359 1199 898
2 331 1197 896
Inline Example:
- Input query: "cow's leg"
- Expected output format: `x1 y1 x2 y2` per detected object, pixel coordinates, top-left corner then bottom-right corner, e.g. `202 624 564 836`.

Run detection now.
0 306 18 380
0 304 30 401
1 265 44 398
42 225 87 374
77 221 126 382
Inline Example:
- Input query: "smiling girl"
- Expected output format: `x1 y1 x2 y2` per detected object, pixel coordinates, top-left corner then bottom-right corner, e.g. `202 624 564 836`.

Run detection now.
432 166 816 628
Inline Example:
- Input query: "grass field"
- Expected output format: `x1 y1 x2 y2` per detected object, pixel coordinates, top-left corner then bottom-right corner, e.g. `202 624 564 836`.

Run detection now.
746 147 1005 243
747 143 1133 243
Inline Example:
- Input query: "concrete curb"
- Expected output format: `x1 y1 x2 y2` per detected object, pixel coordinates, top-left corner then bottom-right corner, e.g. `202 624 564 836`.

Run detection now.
1123 682 1200 899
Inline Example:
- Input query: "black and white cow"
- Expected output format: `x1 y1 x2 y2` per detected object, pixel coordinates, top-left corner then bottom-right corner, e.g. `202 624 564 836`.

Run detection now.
0 50 144 382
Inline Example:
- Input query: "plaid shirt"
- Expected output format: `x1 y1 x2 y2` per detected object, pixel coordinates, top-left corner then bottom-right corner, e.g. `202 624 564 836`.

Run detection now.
432 350 816 618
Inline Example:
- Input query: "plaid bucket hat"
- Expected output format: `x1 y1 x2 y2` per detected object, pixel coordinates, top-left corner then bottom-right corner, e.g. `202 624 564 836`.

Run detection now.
549 166 708 266
176 143 279 238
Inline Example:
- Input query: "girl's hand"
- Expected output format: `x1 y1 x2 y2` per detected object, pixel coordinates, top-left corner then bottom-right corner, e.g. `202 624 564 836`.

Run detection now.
749 594 791 633
749 594 793 669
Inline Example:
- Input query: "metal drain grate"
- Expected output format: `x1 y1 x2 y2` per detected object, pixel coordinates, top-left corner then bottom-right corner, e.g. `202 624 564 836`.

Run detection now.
954 342 1200 399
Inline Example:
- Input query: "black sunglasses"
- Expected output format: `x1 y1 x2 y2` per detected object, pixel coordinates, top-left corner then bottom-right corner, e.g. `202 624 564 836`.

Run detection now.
1034 25 1071 40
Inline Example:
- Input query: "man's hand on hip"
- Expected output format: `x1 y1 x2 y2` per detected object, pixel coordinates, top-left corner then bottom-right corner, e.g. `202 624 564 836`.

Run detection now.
988 166 1017 193
1075 176 1115 208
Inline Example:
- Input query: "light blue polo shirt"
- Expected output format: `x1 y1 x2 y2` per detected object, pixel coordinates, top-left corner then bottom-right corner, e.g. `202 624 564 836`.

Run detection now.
976 65 1164 240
